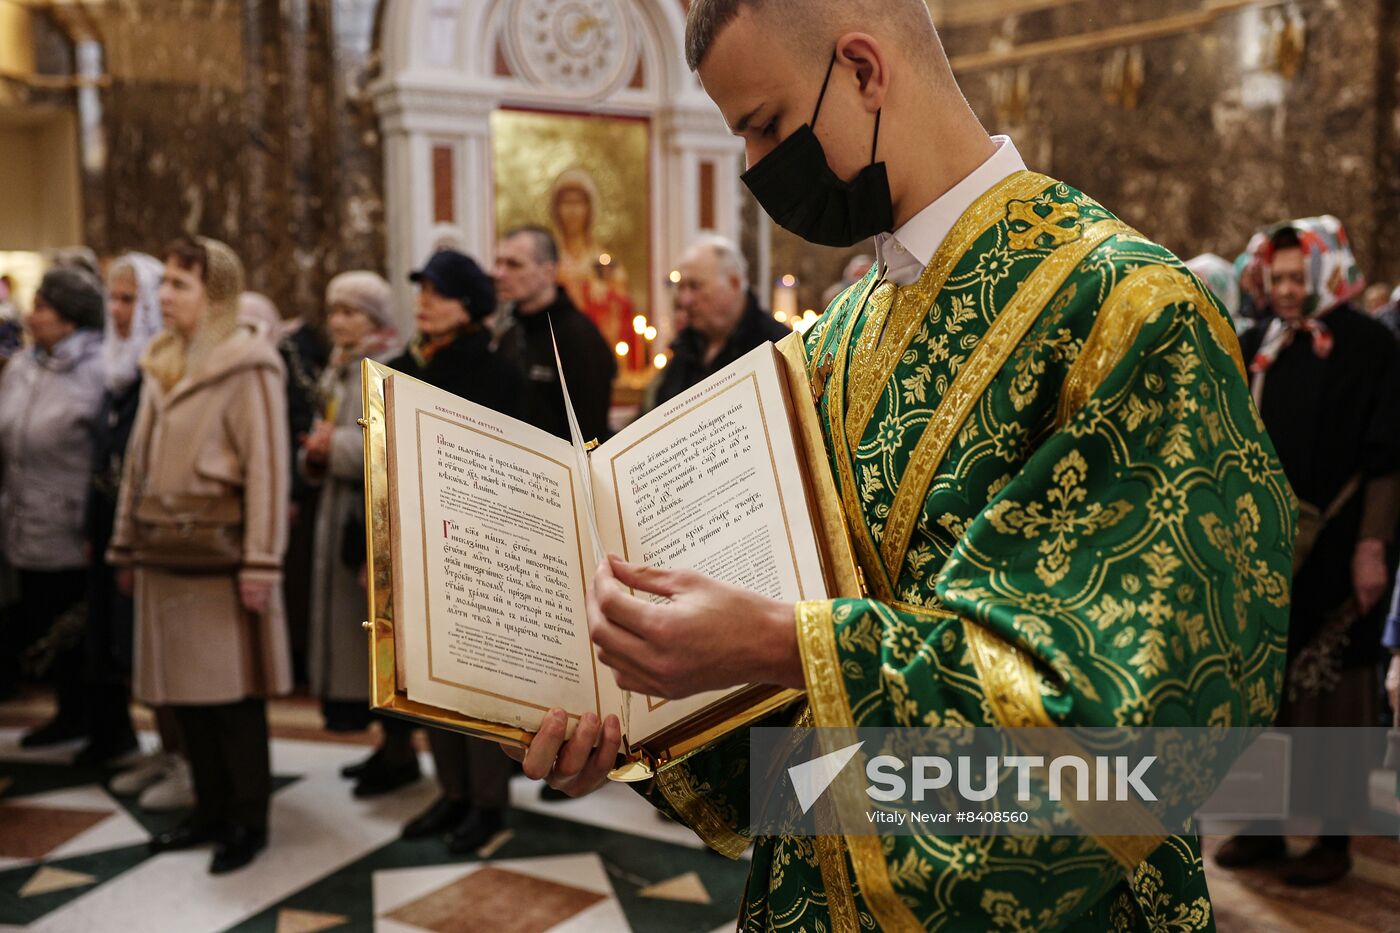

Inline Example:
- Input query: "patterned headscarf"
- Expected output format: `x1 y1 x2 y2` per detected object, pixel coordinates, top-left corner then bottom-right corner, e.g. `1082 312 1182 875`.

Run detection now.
1248 216 1366 381
1185 254 1242 328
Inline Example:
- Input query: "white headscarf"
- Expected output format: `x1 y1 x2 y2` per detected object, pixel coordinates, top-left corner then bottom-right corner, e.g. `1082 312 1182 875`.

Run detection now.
238 292 284 347
102 253 164 394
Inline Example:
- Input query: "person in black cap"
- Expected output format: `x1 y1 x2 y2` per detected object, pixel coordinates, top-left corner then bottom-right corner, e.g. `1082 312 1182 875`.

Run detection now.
387 250 528 854
390 250 526 409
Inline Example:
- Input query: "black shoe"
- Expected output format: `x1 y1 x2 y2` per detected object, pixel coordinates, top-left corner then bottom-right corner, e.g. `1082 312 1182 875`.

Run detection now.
445 807 506 855
402 797 470 840
539 785 571 803
353 759 422 798
20 716 87 748
1213 834 1287 868
73 731 139 769
1281 842 1352 887
148 820 219 854
340 751 380 780
209 824 267 875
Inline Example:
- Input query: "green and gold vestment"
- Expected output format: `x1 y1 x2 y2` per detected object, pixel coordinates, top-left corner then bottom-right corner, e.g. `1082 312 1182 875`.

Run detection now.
644 171 1296 931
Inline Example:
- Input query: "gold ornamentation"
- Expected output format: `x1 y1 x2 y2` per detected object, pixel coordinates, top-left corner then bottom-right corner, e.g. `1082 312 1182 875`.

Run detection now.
880 219 1132 577
1057 264 1247 427
827 277 899 598
655 764 750 859
1197 492 1291 631
962 619 1168 867
983 450 1133 588
843 172 1055 451
1007 199 1082 250
794 601 924 932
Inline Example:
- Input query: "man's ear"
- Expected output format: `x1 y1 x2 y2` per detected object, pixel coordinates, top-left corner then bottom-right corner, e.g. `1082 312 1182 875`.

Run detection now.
836 33 889 113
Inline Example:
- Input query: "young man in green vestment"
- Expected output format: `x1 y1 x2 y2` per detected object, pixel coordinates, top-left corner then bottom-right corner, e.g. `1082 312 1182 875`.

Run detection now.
505 1 1297 928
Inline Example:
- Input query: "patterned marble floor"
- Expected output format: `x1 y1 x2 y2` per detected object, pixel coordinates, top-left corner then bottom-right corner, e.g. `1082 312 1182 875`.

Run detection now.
0 724 748 932
1 698 1397 932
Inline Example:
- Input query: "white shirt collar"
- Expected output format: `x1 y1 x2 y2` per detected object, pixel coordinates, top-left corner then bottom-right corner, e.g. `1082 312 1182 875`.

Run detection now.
875 136 1027 286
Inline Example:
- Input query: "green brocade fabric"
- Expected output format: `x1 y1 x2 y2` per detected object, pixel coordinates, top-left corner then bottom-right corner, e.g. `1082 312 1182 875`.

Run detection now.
641 172 1297 931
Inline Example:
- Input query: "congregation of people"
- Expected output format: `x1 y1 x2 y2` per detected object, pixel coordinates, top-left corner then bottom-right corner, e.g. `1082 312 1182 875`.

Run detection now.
0 210 1397 882
0 227 780 874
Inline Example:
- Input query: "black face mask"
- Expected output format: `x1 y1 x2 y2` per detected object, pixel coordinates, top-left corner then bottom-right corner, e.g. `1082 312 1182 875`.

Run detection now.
741 53 895 248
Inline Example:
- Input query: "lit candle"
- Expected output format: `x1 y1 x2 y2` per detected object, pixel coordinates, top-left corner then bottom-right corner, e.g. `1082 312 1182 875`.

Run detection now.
772 273 798 323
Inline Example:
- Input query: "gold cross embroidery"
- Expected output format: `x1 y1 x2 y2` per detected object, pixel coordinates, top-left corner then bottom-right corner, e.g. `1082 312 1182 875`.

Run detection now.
1007 200 1082 251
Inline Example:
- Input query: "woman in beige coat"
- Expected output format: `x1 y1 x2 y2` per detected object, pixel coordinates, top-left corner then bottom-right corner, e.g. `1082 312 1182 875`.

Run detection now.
108 236 291 875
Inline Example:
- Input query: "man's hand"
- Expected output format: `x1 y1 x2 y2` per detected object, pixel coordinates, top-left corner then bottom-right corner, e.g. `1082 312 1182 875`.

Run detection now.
239 579 274 616
1353 538 1390 615
501 708 622 798
588 555 804 700
1386 653 1399 718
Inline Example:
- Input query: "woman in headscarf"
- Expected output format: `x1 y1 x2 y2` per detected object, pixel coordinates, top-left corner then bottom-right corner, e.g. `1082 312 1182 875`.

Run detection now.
297 271 415 795
1185 253 1245 334
78 253 166 769
1219 216 1400 885
108 236 292 875
0 267 106 742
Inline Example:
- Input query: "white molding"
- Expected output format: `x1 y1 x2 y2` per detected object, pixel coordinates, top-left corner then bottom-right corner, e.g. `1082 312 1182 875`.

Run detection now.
375 0 742 334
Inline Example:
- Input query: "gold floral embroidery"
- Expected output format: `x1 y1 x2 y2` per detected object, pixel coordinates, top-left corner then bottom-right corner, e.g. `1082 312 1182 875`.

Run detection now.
843 172 1055 450
983 450 1133 587
880 219 1132 577
1197 492 1291 631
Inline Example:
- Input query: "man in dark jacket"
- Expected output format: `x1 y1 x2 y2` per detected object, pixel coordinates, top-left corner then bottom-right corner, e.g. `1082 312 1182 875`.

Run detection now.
491 227 615 443
653 235 789 408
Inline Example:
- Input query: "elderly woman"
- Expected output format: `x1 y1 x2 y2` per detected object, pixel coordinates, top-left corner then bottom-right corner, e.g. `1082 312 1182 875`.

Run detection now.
0 267 106 744
108 236 291 875
78 253 166 769
298 272 414 795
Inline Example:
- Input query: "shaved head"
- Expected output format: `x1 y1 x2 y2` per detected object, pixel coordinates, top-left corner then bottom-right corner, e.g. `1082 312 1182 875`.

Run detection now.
685 0 946 73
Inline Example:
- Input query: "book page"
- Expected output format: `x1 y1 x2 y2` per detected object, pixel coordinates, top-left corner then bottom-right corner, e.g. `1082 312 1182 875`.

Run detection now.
591 344 828 744
386 372 609 733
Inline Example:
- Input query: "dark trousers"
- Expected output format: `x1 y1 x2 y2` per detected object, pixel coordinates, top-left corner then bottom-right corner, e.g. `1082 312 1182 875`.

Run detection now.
427 730 512 810
4 568 88 720
173 699 271 831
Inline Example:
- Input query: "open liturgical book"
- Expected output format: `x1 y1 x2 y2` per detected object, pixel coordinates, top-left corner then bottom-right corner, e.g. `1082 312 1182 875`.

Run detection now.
359 333 860 778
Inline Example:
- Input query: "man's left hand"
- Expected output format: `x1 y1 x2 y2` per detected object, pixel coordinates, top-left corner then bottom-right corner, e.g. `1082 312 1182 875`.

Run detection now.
1353 538 1390 615
588 555 804 700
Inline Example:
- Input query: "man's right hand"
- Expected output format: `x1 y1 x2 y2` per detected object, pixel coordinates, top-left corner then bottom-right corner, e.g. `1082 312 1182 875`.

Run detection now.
116 568 134 597
501 708 621 799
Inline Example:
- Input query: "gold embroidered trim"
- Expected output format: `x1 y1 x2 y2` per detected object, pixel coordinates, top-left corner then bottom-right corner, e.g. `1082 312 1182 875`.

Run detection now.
827 279 898 599
655 763 750 860
814 824 860 932
845 170 1057 449
962 619 1167 869
889 599 958 620
1057 264 1247 426
796 601 924 932
881 219 1132 576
